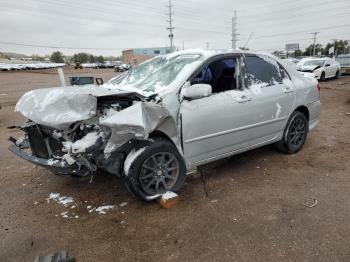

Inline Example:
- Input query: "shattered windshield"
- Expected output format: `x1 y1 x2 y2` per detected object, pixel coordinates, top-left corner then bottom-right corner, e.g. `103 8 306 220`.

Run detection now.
110 54 202 93
303 60 325 67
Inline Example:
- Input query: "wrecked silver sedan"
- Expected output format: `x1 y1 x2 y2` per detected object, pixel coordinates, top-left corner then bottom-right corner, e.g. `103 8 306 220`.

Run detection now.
9 50 320 201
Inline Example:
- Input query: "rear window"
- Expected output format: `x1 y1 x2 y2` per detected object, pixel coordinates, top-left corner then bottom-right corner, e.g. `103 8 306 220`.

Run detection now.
243 55 282 86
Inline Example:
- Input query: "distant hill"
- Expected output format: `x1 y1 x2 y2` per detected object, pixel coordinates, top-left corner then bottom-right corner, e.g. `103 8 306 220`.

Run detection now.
0 52 27 59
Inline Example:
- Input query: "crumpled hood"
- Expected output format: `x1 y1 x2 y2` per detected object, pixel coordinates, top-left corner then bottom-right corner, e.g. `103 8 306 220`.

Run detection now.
299 65 321 72
15 85 136 130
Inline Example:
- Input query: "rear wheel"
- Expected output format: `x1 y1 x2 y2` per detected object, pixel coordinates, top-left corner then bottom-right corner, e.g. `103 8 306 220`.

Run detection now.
124 139 186 201
277 111 308 154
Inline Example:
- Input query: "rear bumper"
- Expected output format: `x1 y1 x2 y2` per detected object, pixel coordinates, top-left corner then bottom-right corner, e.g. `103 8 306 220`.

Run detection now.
307 100 321 131
8 140 88 176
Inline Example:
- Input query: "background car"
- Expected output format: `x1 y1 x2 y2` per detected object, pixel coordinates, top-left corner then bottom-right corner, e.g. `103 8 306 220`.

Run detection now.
297 57 340 80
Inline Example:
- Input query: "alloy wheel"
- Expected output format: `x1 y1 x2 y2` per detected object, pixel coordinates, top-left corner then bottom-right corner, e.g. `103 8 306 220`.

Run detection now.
139 152 179 195
289 118 306 146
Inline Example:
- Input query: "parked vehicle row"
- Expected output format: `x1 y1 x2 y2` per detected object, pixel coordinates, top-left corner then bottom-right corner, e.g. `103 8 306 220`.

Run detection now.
9 50 320 201
0 62 65 71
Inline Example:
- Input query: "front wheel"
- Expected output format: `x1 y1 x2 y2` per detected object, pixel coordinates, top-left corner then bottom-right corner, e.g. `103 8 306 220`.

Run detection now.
320 72 326 81
124 139 186 201
335 70 340 79
277 111 308 154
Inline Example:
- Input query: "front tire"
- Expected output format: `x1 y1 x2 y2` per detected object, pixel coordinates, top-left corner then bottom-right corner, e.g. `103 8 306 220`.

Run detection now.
335 70 340 79
277 111 308 154
320 72 326 81
124 139 186 201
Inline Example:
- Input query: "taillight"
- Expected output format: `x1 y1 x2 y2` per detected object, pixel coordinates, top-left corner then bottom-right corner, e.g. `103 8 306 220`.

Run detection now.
317 83 320 93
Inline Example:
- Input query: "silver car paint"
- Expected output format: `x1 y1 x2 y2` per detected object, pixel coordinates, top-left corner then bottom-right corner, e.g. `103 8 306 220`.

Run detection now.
14 50 320 173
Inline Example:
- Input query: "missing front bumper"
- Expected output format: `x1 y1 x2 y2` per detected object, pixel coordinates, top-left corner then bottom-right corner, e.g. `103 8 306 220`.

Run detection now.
8 142 88 176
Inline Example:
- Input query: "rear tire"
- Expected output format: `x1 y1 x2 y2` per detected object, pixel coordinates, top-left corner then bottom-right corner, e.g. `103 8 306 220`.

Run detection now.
277 111 308 154
124 139 186 201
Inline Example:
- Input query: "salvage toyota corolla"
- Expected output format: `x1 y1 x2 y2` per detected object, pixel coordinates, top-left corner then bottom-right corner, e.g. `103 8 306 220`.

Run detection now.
9 50 320 201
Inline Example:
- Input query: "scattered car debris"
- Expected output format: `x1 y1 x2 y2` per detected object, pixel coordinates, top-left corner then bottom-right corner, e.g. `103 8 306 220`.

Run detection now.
119 202 128 207
46 193 74 207
302 198 318 208
94 205 114 214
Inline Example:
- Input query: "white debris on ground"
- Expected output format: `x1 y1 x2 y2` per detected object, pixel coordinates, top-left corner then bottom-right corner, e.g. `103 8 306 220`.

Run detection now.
94 205 115 214
124 147 147 176
119 202 128 207
46 193 74 207
45 193 118 218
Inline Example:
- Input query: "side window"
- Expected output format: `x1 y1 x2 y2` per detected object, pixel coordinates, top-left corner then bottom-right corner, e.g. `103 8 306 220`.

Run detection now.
243 55 282 87
191 57 238 93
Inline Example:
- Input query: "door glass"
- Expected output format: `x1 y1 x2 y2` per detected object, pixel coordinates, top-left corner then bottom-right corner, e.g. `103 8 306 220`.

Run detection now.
243 55 282 88
192 58 238 93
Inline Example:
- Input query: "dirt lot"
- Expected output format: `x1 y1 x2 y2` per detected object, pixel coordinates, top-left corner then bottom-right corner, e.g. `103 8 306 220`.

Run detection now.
0 68 350 262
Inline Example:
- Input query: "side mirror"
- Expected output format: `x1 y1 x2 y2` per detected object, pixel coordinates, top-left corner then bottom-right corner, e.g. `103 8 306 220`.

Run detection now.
325 64 331 67
183 84 212 100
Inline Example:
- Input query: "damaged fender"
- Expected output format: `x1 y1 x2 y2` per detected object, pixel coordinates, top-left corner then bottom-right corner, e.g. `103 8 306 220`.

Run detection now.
100 101 179 155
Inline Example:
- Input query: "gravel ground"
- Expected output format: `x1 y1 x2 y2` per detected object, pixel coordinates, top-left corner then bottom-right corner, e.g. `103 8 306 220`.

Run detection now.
0 68 350 262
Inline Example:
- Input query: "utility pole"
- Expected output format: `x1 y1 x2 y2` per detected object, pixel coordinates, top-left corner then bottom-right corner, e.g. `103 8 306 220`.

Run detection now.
182 40 185 50
166 0 175 52
231 10 238 49
205 42 210 50
310 32 320 56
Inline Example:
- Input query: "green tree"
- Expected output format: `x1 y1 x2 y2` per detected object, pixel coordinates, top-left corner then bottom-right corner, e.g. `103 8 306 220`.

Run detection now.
31 54 45 61
96 55 104 63
89 55 96 63
304 43 323 56
73 53 90 63
50 51 65 63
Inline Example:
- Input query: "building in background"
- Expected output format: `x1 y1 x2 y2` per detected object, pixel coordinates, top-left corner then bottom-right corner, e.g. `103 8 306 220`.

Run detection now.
121 47 171 65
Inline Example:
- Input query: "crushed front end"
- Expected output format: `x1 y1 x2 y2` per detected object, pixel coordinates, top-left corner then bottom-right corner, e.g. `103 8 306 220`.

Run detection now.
9 86 178 178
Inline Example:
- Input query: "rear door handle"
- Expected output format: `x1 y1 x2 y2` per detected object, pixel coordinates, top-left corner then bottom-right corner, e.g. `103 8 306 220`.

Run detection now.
283 87 294 94
237 95 252 103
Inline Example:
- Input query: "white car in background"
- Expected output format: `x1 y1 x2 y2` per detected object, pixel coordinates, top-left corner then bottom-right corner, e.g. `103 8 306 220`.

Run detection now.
297 57 340 80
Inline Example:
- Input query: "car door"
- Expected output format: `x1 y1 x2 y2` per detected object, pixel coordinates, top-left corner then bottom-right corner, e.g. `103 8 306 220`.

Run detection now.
181 55 262 166
241 54 296 143
324 59 331 78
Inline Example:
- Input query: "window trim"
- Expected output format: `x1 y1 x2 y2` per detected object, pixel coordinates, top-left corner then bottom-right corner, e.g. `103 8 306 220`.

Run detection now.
187 54 243 92
242 54 290 89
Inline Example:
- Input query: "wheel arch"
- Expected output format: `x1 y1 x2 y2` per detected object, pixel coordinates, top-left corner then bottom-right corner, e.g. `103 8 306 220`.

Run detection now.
295 105 309 120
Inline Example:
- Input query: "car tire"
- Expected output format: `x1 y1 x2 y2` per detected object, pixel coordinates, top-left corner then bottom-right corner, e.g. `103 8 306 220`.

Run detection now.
124 139 186 201
335 70 340 79
276 111 308 154
320 72 326 81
